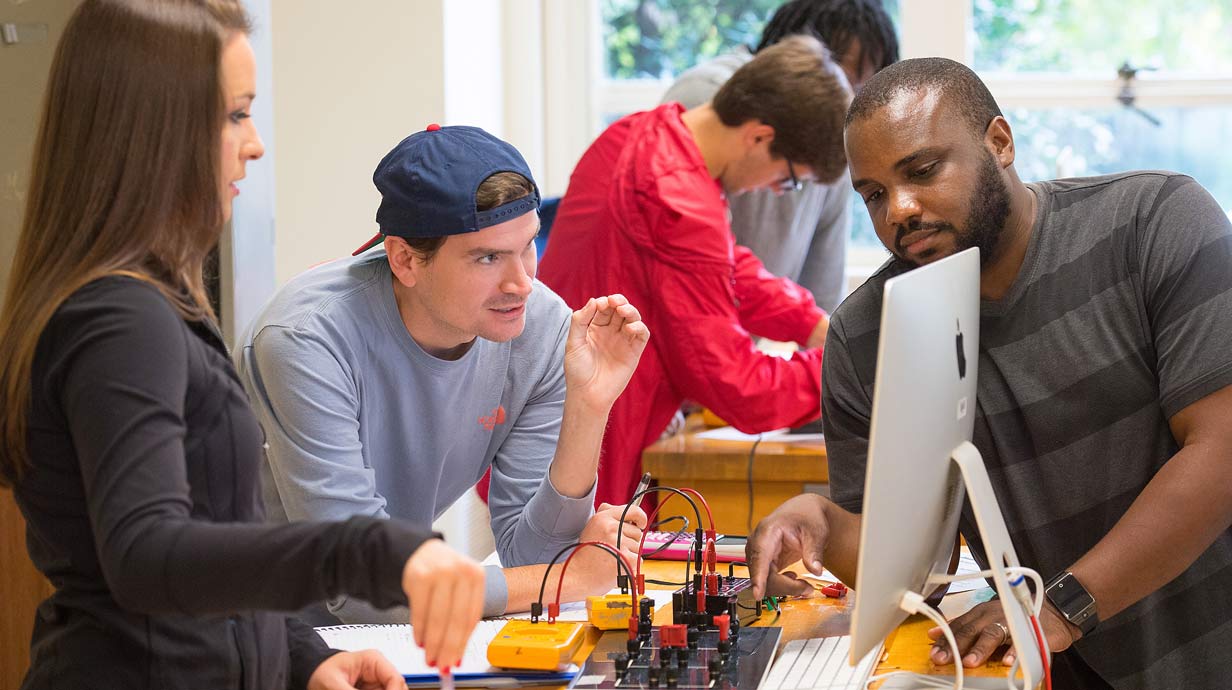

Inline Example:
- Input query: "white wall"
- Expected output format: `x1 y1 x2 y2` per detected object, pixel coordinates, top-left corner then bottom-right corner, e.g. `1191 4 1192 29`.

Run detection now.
899 0 969 61
541 0 600 196
269 0 447 286
266 0 567 286
443 0 504 134
502 0 547 183
268 1 509 558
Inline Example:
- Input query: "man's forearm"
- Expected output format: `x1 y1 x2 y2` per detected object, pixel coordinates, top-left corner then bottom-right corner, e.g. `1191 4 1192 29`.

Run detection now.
547 397 609 498
330 596 411 625
819 499 862 586
1070 441 1232 622
329 563 509 621
502 563 574 614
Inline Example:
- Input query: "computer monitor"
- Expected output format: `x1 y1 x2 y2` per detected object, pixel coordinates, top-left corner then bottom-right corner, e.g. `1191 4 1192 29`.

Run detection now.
847 248 1044 688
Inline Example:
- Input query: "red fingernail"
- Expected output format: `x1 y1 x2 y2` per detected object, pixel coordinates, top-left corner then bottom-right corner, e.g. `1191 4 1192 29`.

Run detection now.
428 659 436 667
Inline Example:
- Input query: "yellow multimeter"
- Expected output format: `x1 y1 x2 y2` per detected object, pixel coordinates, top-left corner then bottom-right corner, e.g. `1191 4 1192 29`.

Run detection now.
486 620 585 671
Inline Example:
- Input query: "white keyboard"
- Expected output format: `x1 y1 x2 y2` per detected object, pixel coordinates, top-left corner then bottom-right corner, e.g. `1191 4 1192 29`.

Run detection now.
762 636 882 690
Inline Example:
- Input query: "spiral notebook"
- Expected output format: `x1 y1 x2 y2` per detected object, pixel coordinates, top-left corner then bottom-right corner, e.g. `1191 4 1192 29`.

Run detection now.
314 620 580 688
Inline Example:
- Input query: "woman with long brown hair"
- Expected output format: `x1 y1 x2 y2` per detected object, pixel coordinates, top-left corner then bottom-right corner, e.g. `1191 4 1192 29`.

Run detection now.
0 2 485 688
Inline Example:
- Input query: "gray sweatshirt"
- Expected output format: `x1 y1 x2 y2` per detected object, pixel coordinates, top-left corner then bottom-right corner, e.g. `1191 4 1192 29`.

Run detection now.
236 250 595 621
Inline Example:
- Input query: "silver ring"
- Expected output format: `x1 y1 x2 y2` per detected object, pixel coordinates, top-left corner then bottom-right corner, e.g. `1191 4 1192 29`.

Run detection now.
991 621 1010 642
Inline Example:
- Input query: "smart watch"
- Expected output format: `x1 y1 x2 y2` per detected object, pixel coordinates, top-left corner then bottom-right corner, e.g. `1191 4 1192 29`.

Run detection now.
1045 571 1099 636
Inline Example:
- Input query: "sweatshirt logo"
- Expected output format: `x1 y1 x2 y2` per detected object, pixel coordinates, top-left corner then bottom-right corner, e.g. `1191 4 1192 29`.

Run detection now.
479 405 507 431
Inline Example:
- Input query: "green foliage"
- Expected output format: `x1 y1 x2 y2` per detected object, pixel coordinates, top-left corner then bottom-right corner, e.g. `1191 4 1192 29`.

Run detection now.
973 0 1232 73
602 0 784 79
603 0 1232 78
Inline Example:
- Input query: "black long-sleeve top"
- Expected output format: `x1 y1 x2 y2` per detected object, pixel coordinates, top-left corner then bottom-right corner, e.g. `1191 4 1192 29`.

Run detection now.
10 277 433 690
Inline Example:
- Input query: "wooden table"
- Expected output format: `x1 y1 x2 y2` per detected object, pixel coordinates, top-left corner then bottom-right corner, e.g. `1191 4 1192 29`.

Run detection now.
641 417 827 535
564 560 1013 688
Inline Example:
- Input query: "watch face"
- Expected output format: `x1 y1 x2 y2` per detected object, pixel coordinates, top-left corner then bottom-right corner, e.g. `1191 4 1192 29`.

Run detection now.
1047 572 1098 634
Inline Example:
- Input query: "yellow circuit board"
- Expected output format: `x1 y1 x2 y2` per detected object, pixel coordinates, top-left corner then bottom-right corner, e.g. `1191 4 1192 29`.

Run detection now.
586 593 637 630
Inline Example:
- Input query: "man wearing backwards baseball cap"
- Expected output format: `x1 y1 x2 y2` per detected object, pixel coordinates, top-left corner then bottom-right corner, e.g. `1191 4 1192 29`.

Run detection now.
236 125 651 623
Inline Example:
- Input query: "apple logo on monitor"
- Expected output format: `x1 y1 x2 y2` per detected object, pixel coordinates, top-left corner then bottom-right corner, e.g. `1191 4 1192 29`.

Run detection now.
955 319 967 379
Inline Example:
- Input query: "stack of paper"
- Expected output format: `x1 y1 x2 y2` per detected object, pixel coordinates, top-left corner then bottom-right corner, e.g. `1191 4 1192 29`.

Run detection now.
315 620 579 688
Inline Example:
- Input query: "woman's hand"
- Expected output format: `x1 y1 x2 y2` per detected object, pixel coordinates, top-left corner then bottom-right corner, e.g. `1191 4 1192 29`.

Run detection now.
403 539 486 671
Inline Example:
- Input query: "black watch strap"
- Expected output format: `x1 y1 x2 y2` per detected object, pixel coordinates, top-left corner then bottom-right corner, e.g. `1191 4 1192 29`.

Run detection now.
1045 571 1099 636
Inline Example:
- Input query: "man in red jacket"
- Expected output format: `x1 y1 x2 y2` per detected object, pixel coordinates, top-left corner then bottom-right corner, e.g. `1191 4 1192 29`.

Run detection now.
539 35 852 507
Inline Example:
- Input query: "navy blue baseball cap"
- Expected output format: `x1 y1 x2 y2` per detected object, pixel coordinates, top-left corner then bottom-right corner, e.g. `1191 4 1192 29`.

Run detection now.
352 124 541 255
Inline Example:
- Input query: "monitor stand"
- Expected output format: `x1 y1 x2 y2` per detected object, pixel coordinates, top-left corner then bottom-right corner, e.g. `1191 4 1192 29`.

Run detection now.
897 441 1048 690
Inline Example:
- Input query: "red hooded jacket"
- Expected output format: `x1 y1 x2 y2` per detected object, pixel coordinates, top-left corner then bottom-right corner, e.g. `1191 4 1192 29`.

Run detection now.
537 104 826 508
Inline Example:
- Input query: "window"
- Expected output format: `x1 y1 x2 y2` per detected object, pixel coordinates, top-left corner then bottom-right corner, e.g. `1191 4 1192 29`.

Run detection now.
1010 107 1232 208
577 0 1232 268
603 0 782 79
597 1 783 128
971 0 1232 220
973 0 1232 74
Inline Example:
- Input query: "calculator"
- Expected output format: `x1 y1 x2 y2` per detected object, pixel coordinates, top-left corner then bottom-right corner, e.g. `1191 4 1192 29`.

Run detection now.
639 532 747 562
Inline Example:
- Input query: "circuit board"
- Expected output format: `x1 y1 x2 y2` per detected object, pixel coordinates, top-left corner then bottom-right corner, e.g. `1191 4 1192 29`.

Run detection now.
572 626 781 690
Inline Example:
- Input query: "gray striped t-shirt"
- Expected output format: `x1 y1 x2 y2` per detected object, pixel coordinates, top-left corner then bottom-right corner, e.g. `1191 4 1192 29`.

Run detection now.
824 172 1232 689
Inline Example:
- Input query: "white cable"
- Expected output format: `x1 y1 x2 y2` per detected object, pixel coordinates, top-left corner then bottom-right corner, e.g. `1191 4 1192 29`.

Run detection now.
926 569 994 583
869 591 964 690
1005 567 1050 690
927 565 1045 615
1004 566 1045 614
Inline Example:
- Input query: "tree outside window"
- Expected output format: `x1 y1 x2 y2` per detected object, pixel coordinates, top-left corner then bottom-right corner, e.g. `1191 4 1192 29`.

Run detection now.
603 0 783 79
